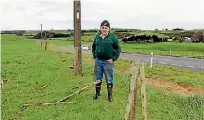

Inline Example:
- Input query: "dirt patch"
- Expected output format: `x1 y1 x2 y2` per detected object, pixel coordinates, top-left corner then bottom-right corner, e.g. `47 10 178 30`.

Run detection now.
145 78 204 96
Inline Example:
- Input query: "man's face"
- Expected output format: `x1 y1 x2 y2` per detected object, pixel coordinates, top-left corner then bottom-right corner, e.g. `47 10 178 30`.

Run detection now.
100 26 109 35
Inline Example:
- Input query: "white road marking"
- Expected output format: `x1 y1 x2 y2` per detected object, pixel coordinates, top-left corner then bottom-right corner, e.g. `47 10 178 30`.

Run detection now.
161 59 170 61
177 64 183 67
158 62 168 64
186 66 196 68
172 64 178 66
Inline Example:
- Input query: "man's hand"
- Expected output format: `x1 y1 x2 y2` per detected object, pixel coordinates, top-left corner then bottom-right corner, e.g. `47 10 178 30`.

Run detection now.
107 59 113 64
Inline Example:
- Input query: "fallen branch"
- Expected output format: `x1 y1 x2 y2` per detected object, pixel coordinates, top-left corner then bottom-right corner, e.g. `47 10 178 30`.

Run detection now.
58 80 101 102
40 84 48 89
23 81 100 108
23 102 73 107
40 79 57 89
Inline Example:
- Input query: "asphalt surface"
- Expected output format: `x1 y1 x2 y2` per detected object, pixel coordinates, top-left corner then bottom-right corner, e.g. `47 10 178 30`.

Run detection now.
58 46 204 71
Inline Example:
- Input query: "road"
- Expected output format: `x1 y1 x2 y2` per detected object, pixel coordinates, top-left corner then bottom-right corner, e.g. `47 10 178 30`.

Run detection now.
58 46 204 71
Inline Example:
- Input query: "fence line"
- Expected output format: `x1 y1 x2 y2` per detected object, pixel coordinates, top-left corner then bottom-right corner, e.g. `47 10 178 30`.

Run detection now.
124 61 140 120
140 62 147 120
124 61 148 120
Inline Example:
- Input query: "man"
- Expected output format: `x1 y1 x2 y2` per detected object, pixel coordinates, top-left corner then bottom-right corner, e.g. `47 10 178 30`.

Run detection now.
92 20 121 102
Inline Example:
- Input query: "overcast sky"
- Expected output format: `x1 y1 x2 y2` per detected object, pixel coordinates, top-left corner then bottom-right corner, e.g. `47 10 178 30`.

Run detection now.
1 0 204 30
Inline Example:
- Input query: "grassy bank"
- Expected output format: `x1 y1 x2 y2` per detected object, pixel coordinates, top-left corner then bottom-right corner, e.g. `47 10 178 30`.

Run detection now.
121 42 204 58
1 34 204 120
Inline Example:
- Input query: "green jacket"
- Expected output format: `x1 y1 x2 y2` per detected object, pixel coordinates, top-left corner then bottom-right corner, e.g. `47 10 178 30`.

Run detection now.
92 32 121 61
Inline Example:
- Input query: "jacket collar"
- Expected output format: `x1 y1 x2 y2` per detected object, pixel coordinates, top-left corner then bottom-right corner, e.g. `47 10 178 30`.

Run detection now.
99 31 110 38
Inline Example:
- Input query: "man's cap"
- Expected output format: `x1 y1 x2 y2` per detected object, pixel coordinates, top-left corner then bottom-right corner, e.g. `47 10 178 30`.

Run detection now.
100 20 110 28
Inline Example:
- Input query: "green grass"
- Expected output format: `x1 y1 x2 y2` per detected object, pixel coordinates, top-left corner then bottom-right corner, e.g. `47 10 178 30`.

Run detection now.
145 63 204 89
2 34 204 120
136 86 204 120
1 34 130 120
135 31 169 38
50 35 95 49
25 30 71 35
121 42 204 58
50 39 73 46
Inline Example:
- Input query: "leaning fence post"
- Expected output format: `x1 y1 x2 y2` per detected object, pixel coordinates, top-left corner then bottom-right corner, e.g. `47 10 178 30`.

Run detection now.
141 62 147 120
45 39 48 50
40 24 43 47
124 60 140 120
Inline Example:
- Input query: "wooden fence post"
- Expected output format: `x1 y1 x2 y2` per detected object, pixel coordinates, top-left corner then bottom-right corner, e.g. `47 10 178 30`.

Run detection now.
44 33 50 51
140 62 147 120
45 39 48 50
40 24 43 47
124 60 140 120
